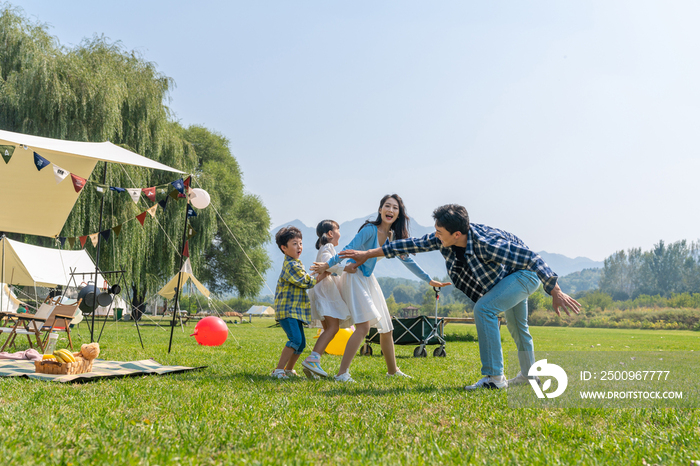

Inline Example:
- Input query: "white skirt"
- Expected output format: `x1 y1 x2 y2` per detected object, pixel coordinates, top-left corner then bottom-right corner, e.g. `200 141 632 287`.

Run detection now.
308 275 353 328
340 272 394 334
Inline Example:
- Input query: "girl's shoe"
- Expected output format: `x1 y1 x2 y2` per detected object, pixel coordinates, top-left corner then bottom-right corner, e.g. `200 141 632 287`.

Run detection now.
387 369 412 378
285 369 300 377
302 359 328 378
334 371 355 383
271 369 289 379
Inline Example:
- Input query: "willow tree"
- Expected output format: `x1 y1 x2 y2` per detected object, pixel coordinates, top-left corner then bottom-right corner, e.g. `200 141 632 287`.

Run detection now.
0 6 271 306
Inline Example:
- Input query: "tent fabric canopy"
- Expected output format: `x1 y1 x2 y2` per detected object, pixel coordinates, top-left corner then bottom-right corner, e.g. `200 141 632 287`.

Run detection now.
0 128 183 238
0 236 107 288
245 305 274 316
157 258 210 299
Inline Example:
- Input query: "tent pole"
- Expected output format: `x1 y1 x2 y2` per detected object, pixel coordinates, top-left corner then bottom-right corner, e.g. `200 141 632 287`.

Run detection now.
1 235 5 313
168 192 190 353
89 161 108 342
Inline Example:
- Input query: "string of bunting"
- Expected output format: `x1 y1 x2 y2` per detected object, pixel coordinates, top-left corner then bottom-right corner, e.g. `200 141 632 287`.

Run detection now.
56 199 198 249
5 146 190 203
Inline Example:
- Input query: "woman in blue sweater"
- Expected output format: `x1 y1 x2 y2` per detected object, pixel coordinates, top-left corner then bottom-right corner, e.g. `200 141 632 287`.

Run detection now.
313 194 448 382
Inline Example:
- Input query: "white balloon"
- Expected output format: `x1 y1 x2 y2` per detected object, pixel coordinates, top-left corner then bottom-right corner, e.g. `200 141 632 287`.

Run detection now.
188 188 211 209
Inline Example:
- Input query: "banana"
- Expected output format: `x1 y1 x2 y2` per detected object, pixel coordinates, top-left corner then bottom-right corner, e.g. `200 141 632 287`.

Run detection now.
57 349 76 363
42 354 56 360
53 351 65 363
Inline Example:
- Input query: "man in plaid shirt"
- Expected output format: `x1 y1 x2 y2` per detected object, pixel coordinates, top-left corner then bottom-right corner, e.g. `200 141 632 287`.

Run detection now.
340 204 580 390
271 226 328 380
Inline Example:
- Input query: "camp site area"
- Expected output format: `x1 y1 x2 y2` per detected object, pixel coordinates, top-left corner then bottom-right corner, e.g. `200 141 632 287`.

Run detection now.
0 322 698 465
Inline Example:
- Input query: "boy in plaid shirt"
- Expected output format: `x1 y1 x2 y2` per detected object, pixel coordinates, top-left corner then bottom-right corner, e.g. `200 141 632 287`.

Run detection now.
271 226 328 379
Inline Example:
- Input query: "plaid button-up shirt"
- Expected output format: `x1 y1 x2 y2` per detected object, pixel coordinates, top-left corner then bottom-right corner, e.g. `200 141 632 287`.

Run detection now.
382 223 558 303
274 255 316 323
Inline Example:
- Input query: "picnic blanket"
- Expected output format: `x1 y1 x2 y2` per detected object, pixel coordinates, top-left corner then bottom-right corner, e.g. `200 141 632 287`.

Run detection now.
0 358 205 383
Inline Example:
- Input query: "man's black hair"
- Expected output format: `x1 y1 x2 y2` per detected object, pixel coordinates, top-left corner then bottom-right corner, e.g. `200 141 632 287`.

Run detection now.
432 204 470 234
275 226 303 252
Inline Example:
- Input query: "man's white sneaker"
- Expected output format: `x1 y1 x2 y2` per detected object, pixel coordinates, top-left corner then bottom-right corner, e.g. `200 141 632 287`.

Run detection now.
508 371 540 386
334 371 355 383
271 369 289 379
464 375 508 391
387 369 413 379
302 359 328 378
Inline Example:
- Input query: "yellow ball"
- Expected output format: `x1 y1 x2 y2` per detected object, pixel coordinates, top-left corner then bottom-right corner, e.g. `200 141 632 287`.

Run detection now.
325 328 354 356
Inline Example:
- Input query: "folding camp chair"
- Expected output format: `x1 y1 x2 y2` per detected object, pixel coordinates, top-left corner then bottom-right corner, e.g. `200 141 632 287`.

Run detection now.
0 302 56 352
40 300 81 350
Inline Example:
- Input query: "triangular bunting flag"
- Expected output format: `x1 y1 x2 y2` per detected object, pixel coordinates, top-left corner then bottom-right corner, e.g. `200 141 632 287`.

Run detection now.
168 189 180 200
187 206 198 218
158 197 168 210
179 192 186 199
136 211 148 226
142 187 156 202
171 178 185 194
187 225 196 239
89 233 99 247
112 224 122 237
1 145 16 164
147 205 158 217
52 164 69 184
67 237 76 248
58 237 66 246
183 240 190 258
184 176 191 188
34 152 50 171
94 184 108 197
71 174 87 193
110 186 126 193
126 188 141 204
100 229 111 241
79 236 88 248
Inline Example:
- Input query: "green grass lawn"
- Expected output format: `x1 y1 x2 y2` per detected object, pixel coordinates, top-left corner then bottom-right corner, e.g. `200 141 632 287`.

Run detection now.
1 319 698 465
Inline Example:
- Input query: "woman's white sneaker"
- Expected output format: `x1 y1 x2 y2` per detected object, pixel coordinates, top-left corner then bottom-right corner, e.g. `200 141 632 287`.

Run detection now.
334 372 355 383
387 369 413 378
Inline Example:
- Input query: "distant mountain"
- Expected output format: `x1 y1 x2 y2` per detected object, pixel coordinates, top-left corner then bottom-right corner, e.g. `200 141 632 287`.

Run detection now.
536 251 603 277
262 218 603 295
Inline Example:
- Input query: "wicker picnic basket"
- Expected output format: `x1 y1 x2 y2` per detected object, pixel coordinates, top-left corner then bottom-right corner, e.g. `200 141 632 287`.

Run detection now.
34 357 94 375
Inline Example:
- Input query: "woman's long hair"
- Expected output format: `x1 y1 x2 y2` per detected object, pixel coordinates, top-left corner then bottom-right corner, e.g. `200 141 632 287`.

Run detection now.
315 219 339 250
359 194 410 240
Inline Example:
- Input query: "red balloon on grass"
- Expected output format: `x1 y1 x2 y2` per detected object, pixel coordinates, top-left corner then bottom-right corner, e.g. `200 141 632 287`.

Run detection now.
190 316 228 346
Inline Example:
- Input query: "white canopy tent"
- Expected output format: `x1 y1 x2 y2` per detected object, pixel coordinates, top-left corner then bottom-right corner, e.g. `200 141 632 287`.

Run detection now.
157 258 210 300
245 305 275 316
0 128 183 238
0 236 107 288
1 283 22 313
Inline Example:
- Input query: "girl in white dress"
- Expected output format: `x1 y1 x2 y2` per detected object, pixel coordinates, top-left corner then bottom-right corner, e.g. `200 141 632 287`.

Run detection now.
301 220 354 379
312 194 446 382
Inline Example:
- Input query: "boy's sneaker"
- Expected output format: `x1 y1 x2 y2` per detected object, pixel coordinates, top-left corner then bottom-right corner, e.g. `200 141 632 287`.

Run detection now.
302 359 328 378
271 369 289 380
508 371 540 386
464 375 508 391
387 369 413 379
334 371 355 383
285 369 300 378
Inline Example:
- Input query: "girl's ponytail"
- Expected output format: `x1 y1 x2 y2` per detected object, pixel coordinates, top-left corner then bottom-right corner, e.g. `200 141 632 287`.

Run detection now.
315 219 339 250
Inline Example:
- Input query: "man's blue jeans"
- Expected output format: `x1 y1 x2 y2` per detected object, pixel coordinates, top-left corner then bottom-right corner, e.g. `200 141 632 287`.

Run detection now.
473 270 541 377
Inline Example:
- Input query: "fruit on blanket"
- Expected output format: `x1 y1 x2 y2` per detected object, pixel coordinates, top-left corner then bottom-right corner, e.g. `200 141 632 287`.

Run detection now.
53 349 76 363
79 343 100 360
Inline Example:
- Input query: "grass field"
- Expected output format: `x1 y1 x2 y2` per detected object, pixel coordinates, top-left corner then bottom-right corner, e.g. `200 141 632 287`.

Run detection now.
1 319 698 465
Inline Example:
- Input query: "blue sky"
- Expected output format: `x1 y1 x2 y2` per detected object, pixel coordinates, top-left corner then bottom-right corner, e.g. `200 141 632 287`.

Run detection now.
13 1 700 260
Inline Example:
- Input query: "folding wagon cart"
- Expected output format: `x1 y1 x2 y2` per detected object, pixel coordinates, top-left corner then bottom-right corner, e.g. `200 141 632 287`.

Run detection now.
360 287 447 358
